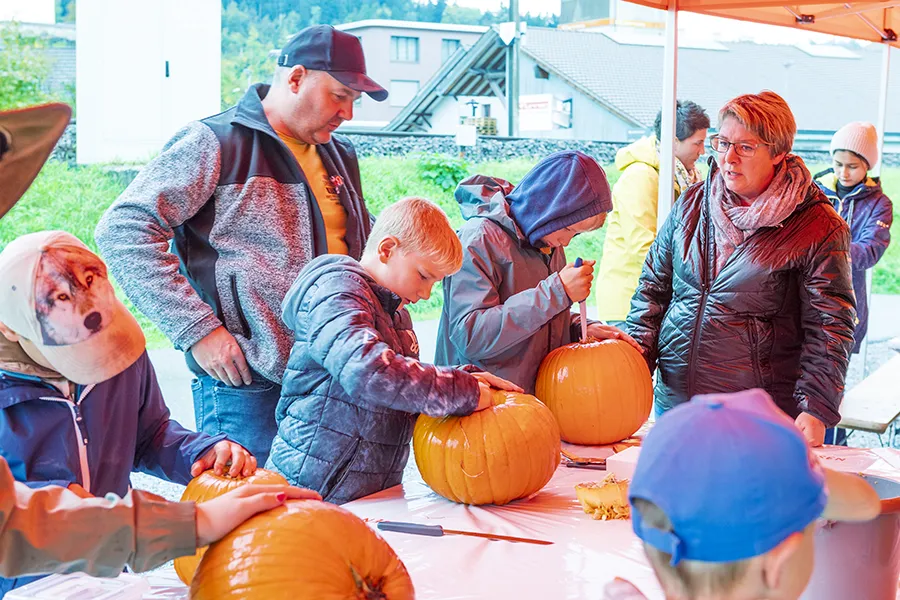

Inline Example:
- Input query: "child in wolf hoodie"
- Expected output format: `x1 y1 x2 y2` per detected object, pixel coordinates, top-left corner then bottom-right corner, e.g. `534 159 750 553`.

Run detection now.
0 231 256 596
267 197 521 504
434 150 640 394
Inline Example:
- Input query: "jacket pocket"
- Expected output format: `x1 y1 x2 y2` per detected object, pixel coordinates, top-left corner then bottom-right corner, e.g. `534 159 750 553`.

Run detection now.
229 274 252 339
321 437 361 501
747 318 773 389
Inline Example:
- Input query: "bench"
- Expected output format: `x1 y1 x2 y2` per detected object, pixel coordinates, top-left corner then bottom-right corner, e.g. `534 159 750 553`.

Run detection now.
838 354 900 445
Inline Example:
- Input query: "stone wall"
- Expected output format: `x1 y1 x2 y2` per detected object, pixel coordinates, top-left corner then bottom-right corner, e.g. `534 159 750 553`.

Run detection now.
51 124 900 186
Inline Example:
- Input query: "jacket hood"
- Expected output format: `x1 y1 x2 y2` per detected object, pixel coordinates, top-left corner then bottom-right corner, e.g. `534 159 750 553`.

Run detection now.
615 135 660 172
454 175 527 243
281 255 401 331
0 335 62 380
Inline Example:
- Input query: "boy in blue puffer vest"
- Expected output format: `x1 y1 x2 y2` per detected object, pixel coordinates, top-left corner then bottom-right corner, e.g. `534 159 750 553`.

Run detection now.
0 231 256 596
266 197 521 504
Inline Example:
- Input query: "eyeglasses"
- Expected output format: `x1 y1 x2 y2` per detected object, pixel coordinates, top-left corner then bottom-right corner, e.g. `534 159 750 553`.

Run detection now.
709 135 774 158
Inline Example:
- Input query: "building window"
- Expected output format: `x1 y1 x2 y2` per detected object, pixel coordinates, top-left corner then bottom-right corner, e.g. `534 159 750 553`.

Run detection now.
390 36 419 63
389 80 419 107
441 38 461 63
534 65 550 80
482 104 491 118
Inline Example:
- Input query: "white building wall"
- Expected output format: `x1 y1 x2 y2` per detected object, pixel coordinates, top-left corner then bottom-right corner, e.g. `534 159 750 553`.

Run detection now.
519 53 636 141
76 0 221 164
0 0 55 24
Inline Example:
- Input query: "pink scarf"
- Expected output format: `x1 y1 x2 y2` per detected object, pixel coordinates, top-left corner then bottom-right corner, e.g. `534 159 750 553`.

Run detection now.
709 154 812 275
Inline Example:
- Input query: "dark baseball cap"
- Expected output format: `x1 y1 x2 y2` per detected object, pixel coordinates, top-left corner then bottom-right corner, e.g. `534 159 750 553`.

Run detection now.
278 25 388 102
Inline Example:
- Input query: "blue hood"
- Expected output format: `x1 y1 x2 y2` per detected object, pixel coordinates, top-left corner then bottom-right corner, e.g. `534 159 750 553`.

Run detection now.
506 150 612 247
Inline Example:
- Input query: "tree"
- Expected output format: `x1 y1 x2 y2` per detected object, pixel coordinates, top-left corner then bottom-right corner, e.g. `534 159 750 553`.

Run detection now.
0 23 52 111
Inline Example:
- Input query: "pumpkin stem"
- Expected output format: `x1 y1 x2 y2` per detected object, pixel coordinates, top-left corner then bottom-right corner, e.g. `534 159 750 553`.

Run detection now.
349 563 387 600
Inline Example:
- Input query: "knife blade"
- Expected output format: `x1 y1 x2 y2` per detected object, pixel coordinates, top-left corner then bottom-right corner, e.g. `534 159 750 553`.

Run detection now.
574 257 589 342
376 520 553 545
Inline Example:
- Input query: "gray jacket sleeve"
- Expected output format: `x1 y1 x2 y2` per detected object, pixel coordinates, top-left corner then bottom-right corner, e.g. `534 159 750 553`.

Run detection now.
0 458 197 578
95 122 223 351
306 273 480 417
445 227 572 362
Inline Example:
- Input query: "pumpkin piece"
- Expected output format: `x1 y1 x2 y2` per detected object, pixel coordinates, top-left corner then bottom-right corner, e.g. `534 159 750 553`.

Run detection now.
575 474 631 521
413 389 560 505
536 339 652 445
174 469 288 585
190 500 415 600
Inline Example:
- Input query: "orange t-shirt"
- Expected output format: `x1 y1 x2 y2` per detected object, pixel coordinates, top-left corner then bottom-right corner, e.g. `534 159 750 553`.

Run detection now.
277 133 349 255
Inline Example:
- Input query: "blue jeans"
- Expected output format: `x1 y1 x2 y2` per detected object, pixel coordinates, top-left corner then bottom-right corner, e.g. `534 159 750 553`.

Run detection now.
191 373 281 465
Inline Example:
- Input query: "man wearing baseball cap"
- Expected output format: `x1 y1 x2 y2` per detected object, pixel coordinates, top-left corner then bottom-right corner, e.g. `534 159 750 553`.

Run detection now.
605 388 880 600
96 25 388 463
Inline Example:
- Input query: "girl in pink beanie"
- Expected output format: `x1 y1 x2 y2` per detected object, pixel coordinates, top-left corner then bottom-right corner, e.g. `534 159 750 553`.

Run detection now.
814 121 893 443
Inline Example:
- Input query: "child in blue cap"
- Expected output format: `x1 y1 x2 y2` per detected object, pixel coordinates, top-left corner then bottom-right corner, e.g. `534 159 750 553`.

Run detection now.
608 388 880 600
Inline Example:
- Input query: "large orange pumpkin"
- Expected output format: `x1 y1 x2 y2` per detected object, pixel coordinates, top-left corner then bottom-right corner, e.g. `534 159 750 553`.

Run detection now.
174 469 288 585
535 339 653 445
413 389 560 505
190 500 415 600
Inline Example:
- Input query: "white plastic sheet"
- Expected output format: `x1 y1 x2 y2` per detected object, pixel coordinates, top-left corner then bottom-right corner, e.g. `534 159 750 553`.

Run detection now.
143 445 900 600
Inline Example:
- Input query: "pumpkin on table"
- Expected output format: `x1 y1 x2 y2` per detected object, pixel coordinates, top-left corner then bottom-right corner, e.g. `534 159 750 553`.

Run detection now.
413 389 560 505
190 500 415 600
535 339 652 445
174 469 288 585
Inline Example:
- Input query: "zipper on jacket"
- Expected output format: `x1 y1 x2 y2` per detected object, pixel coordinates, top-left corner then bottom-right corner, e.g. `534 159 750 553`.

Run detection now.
748 319 763 388
687 176 713 396
40 384 95 494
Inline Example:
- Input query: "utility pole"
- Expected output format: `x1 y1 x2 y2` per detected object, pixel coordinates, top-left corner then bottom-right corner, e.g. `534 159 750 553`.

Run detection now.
506 0 520 138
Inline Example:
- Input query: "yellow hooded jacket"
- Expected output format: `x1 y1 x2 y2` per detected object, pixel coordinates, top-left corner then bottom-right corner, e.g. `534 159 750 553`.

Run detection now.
596 136 684 321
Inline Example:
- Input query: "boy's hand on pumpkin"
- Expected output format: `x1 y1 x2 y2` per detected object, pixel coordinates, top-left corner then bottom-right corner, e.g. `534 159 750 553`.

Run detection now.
192 441 258 478
559 260 595 303
586 323 643 354
471 372 524 393
195 484 322 546
475 382 496 411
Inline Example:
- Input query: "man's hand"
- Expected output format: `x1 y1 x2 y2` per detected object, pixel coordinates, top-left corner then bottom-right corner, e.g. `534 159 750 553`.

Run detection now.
191 326 252 387
585 323 643 354
67 483 92 498
559 260 595 303
191 441 257 478
795 412 826 447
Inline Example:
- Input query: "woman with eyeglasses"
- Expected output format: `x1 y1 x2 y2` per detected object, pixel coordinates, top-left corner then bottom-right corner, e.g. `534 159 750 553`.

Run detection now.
626 91 856 447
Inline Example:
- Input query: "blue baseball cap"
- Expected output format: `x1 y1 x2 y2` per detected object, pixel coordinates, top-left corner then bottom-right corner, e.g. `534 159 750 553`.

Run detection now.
629 389 827 566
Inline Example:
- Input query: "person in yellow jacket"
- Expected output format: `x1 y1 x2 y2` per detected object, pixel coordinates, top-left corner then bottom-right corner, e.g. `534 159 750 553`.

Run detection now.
597 101 710 324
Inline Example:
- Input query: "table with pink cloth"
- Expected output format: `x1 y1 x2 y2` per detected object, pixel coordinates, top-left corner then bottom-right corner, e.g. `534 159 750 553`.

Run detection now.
144 445 900 599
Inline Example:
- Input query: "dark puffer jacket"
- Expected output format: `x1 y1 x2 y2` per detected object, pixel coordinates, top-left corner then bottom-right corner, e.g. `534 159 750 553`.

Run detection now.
626 161 856 427
266 255 479 505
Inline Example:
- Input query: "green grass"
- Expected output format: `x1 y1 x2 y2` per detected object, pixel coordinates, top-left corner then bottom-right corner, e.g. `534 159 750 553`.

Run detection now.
4 158 897 349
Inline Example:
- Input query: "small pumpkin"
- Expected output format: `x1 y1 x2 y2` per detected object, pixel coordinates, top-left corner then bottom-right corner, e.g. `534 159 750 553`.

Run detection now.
535 339 652 445
190 500 415 600
174 469 288 585
413 389 560 505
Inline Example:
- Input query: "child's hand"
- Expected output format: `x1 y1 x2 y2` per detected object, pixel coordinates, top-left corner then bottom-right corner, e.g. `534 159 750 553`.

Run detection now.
195 484 322 546
586 323 643 354
603 577 649 600
475 382 495 412
471 372 524 393
559 260 595 303
191 441 258 478
67 483 92 498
